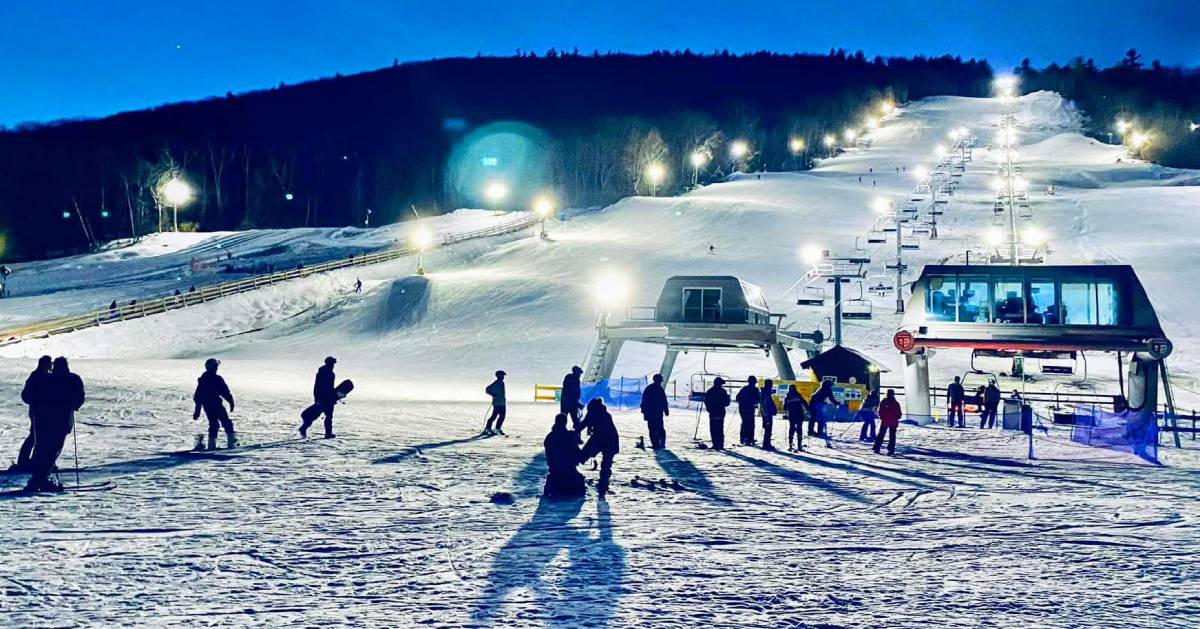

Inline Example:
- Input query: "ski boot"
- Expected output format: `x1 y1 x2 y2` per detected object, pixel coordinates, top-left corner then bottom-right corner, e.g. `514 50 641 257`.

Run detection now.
324 432 337 439
207 435 218 451
299 424 308 439
227 433 239 449
194 434 206 451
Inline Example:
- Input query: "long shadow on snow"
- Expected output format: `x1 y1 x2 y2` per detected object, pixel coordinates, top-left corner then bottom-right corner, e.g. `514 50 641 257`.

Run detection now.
473 493 626 628
902 445 1034 468
773 449 939 489
371 434 488 464
721 449 871 504
39 438 305 482
652 448 731 503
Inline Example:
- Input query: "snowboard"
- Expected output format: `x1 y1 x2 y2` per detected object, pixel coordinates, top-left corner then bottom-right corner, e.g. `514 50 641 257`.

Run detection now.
301 379 355 422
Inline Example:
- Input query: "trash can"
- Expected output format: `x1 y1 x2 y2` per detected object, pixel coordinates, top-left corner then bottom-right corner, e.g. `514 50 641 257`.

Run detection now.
1002 400 1023 431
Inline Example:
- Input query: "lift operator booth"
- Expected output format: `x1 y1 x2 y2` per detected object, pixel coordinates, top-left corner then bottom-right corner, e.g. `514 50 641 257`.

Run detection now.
894 265 1177 433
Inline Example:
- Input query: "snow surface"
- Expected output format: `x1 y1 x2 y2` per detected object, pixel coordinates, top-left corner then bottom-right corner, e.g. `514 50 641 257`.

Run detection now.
2 91 1200 627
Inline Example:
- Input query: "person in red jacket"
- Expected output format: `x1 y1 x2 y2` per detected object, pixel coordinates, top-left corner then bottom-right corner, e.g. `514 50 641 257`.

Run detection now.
874 389 902 456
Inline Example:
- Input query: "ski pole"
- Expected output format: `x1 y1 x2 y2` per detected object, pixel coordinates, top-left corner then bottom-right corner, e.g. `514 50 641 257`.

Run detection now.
72 415 81 489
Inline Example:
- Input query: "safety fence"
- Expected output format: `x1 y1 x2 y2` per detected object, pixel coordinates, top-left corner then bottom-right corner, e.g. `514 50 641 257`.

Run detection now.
533 384 561 403
0 213 537 347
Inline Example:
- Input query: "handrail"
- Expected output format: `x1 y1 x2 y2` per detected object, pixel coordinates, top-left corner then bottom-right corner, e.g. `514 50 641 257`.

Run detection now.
0 213 537 346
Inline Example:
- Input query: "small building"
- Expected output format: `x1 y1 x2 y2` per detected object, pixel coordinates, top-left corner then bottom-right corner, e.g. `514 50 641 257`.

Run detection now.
799 345 888 391
654 276 772 325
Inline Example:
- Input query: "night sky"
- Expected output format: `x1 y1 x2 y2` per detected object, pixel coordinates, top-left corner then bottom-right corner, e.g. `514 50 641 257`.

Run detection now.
2 0 1197 126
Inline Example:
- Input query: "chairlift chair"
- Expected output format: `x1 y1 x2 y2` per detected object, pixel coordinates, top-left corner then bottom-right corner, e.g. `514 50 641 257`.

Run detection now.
867 229 887 244
842 298 873 320
845 238 871 264
796 286 826 307
867 276 895 295
901 242 920 251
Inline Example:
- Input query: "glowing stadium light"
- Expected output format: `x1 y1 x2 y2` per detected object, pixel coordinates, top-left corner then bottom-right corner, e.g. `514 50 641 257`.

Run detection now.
864 117 879 130
912 165 929 181
1115 119 1131 134
994 75 1017 97
948 129 963 141
872 196 893 214
483 180 509 204
645 162 666 196
593 272 630 309
690 151 709 168
1129 131 1151 149
822 134 835 147
160 177 193 232
934 144 948 158
879 101 895 115
730 140 751 160
532 194 555 238
800 244 824 266
788 137 805 154
843 129 857 143
411 227 435 275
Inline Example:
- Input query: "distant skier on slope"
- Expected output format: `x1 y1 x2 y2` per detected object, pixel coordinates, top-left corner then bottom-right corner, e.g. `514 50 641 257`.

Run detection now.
543 413 585 498
483 370 507 435
759 379 777 451
301 357 339 439
784 386 808 451
947 376 966 428
193 358 237 450
874 389 902 456
578 398 620 498
639 373 670 449
561 366 584 427
735 377 759 446
704 378 731 451
11 356 52 472
25 357 84 493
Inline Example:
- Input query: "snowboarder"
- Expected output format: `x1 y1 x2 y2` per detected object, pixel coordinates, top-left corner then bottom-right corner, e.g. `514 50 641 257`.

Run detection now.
483 370 507 435
561 366 583 427
874 389 901 456
12 356 52 472
25 357 84 493
857 388 880 442
735 377 759 446
981 380 1002 429
759 379 777 451
543 413 585 498
947 376 966 428
640 373 670 449
703 378 731 450
192 358 237 450
784 387 808 451
578 398 620 498
301 356 339 439
354 278 362 294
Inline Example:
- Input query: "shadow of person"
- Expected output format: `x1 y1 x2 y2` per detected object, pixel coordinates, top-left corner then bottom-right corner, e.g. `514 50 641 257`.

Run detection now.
472 496 627 627
652 448 731 504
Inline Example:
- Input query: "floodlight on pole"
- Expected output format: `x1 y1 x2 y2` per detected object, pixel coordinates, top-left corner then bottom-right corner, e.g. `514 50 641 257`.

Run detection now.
593 271 630 325
689 151 708 186
879 101 895 115
843 129 857 143
822 134 835 157
730 140 750 161
532 194 555 238
788 137 805 154
1115 119 1130 134
645 162 666 196
161 177 193 232
934 144 948 158
871 196 893 214
799 244 823 266
912 165 929 181
864 117 879 130
411 227 435 275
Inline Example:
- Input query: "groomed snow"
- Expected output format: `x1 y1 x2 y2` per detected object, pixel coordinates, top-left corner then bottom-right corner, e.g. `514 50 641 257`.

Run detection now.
2 91 1200 627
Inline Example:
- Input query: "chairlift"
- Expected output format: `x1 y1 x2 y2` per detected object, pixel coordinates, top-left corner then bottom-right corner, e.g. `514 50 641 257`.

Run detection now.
867 276 895 295
840 283 873 320
901 242 920 251
845 238 871 264
867 229 887 244
796 286 826 307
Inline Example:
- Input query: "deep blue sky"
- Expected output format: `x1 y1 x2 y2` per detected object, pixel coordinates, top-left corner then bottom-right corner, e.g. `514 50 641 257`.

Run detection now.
2 0 1197 126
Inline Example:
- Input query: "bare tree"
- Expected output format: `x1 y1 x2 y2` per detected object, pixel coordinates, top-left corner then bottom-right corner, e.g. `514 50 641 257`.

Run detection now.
623 129 668 195
206 140 233 227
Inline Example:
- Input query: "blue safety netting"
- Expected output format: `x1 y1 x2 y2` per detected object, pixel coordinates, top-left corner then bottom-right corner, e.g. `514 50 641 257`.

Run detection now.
1068 406 1159 464
581 376 648 411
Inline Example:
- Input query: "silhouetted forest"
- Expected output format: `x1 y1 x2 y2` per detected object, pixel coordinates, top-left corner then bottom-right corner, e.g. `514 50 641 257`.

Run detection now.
1017 50 1200 167
0 50 993 260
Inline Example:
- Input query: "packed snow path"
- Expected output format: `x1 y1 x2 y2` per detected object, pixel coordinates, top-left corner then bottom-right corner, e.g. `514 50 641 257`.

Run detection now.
1 367 1197 628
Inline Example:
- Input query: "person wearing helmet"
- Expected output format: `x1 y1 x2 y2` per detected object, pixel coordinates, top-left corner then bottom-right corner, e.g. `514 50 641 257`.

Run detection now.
703 377 731 450
193 358 237 450
484 370 507 435
561 366 584 427
302 356 338 439
25 357 84 493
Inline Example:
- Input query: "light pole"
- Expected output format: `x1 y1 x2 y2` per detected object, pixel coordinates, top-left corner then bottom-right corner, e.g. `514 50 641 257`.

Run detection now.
645 162 665 196
412 227 434 276
788 137 805 170
593 272 630 327
161 177 193 233
822 134 835 158
730 140 750 172
843 129 857 147
533 194 554 238
689 151 708 187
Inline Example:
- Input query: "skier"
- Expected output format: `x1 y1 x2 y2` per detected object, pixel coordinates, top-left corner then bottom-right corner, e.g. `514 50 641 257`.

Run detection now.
873 389 901 456
735 376 759 446
784 387 808 451
354 278 363 294
703 378 731 450
947 376 966 428
192 358 237 450
981 380 1002 429
25 357 84 493
483 370 507 435
578 398 620 499
543 413 585 499
857 388 880 442
639 373 670 449
759 379 777 451
808 380 836 444
12 356 52 472
560 366 583 427
301 356 339 439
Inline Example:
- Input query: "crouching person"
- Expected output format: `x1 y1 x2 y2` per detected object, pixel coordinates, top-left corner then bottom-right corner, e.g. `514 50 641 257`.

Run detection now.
543 413 586 499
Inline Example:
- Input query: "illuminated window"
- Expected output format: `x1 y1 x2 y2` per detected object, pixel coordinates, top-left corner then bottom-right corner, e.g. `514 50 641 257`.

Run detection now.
993 280 1024 323
956 277 990 322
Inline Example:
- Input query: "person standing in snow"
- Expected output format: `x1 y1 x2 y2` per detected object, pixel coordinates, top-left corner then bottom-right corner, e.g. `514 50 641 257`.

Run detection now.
578 398 620 499
759 379 777 451
483 370 507 435
354 278 363 294
857 388 880 443
640 374 670 449
981 380 1002 429
301 356 339 439
704 378 731 450
784 387 808 451
735 377 759 446
873 389 902 456
561 366 584 427
12 356 52 472
947 376 966 428
543 413 585 498
808 380 836 444
193 358 237 450
25 357 84 493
